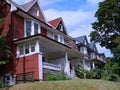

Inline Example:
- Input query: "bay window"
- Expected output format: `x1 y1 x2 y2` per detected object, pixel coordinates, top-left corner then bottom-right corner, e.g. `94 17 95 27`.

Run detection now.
25 20 40 37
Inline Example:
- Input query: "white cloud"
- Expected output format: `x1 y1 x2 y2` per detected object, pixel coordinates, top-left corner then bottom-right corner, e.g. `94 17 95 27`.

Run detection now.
40 0 63 6
44 9 94 27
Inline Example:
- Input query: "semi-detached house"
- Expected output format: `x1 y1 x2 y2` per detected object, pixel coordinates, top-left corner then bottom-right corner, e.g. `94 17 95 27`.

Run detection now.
0 0 106 85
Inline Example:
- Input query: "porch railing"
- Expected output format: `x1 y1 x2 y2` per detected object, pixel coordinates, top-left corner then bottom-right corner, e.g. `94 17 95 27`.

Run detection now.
43 62 61 71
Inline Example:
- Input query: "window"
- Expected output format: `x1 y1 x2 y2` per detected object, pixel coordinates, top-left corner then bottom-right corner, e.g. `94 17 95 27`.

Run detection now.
58 24 63 31
30 42 35 52
60 36 63 43
25 20 40 37
34 8 39 16
54 35 58 41
34 23 39 34
25 43 29 54
17 41 38 57
26 21 32 36
19 45 24 55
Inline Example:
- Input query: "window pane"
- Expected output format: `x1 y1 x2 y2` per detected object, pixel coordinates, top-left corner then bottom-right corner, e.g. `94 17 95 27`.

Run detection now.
34 23 39 34
54 35 58 41
25 43 29 54
26 21 31 36
34 8 39 16
19 45 24 55
31 42 35 52
60 37 63 43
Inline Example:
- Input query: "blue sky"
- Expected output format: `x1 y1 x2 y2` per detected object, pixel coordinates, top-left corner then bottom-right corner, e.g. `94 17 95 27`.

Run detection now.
12 0 112 57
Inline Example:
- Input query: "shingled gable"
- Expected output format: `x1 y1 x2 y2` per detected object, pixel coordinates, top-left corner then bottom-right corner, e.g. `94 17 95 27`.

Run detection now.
21 0 46 22
48 17 68 35
7 0 46 22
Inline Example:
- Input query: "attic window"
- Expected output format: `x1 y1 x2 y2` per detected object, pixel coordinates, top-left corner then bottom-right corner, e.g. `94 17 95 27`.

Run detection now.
58 24 63 31
34 8 39 16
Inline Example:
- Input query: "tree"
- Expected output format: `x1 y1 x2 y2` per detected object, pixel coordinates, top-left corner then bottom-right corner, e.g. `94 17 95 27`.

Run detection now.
90 0 120 50
0 34 12 65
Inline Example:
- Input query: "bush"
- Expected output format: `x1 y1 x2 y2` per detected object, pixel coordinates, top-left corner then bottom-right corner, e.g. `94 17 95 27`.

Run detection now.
46 71 71 81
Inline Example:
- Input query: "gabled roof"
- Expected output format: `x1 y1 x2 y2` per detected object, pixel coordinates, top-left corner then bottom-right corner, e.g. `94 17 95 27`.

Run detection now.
48 17 62 28
74 35 88 44
20 0 38 12
89 42 98 53
48 17 68 35
7 0 38 12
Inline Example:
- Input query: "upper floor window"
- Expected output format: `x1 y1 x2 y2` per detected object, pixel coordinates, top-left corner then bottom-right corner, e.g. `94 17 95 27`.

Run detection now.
26 21 32 36
80 47 87 54
25 20 40 37
34 8 39 16
58 24 63 31
34 23 39 34
54 34 58 41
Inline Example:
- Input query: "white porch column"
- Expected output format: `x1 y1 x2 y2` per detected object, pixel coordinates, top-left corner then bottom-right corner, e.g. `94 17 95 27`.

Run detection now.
36 40 40 53
38 53 43 81
64 52 70 76
92 62 95 69
82 59 85 69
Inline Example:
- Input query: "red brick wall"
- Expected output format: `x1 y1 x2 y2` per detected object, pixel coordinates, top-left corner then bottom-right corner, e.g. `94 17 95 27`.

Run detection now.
41 27 47 36
12 14 24 39
15 54 40 80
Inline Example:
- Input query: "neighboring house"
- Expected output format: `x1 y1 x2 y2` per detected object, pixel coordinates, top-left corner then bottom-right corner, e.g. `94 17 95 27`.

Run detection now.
74 35 106 70
0 0 82 85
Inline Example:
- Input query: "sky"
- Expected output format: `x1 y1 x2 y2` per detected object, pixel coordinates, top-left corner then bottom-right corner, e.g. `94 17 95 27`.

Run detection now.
12 0 112 57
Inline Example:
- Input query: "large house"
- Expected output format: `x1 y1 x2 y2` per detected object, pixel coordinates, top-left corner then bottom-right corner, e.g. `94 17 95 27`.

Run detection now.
0 0 106 85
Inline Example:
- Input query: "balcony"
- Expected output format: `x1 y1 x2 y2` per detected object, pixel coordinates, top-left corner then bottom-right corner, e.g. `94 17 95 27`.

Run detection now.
43 62 62 71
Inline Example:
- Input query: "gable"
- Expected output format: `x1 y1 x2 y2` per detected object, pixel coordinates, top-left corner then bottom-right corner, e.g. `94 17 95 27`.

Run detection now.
56 21 67 35
28 2 46 22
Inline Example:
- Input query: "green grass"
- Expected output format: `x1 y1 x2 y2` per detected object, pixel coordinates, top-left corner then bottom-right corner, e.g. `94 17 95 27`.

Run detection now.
1 79 120 90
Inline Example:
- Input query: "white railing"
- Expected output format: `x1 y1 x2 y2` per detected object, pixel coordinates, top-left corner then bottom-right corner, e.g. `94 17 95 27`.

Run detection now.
43 62 61 71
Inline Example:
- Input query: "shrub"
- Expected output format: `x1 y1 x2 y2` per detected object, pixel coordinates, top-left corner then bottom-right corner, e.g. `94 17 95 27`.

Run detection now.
46 71 71 81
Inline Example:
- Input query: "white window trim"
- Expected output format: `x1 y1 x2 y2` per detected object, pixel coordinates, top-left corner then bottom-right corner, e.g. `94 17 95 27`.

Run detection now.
16 40 40 58
24 20 41 37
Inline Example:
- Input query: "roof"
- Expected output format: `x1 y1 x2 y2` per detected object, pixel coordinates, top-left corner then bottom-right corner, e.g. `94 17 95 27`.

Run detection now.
48 17 62 28
89 42 98 53
89 42 95 49
20 0 37 12
7 0 38 12
74 35 86 44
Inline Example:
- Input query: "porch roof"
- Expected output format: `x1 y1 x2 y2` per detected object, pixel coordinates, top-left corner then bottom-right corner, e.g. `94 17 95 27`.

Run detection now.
13 34 83 60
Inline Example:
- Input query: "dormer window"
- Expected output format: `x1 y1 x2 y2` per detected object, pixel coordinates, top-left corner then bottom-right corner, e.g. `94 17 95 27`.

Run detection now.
34 8 39 16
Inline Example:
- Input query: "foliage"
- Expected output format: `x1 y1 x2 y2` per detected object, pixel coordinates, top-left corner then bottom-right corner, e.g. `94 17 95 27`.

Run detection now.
112 44 120 61
90 0 120 50
46 71 71 81
0 34 13 65
102 58 120 81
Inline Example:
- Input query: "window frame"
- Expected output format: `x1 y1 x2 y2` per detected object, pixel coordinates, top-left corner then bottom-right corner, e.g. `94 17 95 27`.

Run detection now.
34 8 39 16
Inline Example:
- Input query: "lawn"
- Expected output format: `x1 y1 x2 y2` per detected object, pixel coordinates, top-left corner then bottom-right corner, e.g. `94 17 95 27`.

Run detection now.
1 79 120 90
